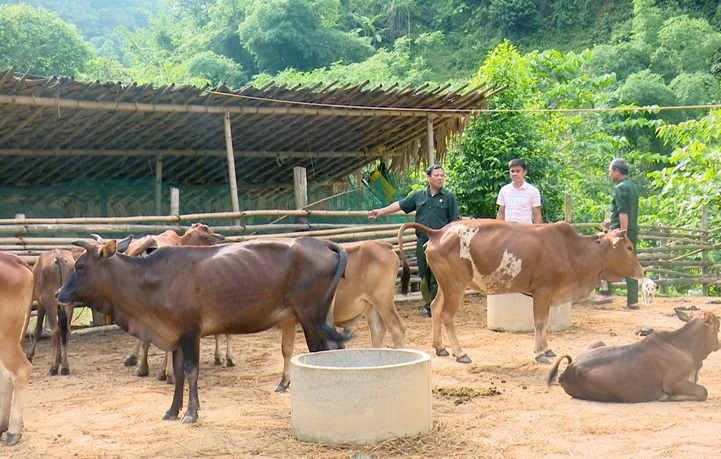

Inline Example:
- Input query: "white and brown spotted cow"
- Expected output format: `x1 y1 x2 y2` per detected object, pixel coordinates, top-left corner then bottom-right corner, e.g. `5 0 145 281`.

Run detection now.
398 219 645 364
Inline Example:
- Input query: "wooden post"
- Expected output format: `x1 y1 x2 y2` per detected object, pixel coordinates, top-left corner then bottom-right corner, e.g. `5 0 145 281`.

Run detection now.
702 205 709 296
224 111 241 226
564 194 572 222
294 166 308 225
170 187 180 216
659 238 667 295
426 114 435 166
155 155 163 215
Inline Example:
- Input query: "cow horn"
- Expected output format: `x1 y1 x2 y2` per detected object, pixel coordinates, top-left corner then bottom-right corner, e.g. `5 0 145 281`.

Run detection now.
72 239 95 251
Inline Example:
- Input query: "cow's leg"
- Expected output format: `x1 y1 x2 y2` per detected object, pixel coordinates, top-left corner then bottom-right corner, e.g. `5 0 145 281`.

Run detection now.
213 335 223 365
532 295 554 364
276 319 297 392
161 352 174 385
136 341 150 377
432 288 470 363
0 344 32 445
661 375 709 401
179 331 201 423
124 339 142 366
58 304 73 375
45 305 61 376
365 308 388 348
25 306 45 363
224 335 235 367
371 302 407 349
163 347 185 421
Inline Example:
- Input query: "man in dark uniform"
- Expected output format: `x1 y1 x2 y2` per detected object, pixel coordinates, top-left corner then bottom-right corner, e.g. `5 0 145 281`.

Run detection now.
369 164 459 316
596 158 640 309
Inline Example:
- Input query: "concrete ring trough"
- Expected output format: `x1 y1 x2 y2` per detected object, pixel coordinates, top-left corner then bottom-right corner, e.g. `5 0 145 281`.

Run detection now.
290 348 432 445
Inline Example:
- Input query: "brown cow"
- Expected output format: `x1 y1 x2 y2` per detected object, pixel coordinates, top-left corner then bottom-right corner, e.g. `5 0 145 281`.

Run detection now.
398 219 645 364
121 223 227 383
275 240 406 392
0 252 34 445
57 237 348 423
546 308 720 402
26 248 79 375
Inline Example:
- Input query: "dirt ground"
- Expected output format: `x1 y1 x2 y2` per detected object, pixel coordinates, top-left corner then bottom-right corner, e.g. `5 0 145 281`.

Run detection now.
6 294 721 459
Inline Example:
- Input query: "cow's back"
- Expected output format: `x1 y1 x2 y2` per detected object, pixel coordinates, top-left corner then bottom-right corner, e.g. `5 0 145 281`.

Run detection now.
0 253 34 342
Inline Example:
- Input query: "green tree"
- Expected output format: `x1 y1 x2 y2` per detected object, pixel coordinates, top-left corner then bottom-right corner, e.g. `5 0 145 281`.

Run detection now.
0 4 94 76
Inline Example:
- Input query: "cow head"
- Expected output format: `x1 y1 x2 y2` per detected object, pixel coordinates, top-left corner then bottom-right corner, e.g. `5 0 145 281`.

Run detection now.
57 239 118 306
182 223 225 246
597 229 644 282
675 308 721 354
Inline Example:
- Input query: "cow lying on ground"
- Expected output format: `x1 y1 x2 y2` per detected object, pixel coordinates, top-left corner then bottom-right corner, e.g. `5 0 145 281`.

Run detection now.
275 240 406 392
57 237 349 423
0 252 34 445
546 308 720 402
26 248 79 375
121 223 227 383
398 220 645 364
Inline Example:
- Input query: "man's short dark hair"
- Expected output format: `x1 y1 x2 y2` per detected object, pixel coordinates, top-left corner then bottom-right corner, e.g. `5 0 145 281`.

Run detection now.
610 158 629 175
508 158 527 170
426 164 444 176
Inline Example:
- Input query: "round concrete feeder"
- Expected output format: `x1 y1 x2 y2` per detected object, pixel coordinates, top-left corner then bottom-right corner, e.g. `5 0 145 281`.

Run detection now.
290 348 432 445
487 293 571 332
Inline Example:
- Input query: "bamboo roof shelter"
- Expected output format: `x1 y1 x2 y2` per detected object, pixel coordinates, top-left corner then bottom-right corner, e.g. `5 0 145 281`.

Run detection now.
0 67 499 216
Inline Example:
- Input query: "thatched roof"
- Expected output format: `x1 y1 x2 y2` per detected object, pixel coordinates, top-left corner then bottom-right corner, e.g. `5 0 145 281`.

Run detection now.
0 67 498 199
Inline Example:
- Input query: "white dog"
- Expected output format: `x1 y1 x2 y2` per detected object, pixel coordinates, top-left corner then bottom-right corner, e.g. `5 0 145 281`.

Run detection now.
640 278 657 307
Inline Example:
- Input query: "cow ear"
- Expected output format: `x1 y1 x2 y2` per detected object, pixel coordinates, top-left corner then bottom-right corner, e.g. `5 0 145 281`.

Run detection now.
703 311 717 326
100 240 118 259
675 308 691 323
610 234 622 248
116 235 133 254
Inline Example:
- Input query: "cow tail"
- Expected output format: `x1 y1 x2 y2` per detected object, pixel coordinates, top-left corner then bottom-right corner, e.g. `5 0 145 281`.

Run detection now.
319 241 351 346
397 222 436 295
54 253 72 339
545 355 572 386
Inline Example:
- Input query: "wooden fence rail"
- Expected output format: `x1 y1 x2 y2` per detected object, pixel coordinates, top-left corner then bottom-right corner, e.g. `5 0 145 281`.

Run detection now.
1 211 718 294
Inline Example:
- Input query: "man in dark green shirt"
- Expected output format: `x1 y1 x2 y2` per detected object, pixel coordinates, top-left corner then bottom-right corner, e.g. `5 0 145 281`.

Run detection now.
598 158 640 308
369 164 459 316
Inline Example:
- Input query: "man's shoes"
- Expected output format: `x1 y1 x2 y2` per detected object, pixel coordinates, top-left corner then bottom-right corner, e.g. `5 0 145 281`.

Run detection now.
592 294 613 305
422 304 432 317
625 303 640 310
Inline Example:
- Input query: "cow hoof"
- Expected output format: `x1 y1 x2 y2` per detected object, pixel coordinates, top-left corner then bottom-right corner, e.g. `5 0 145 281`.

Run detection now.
124 355 138 366
181 413 198 423
436 348 450 357
274 381 290 393
5 433 21 446
162 411 179 421
535 354 552 364
456 354 472 364
60 368 70 376
49 368 58 376
214 358 223 366
226 359 235 368
136 369 149 377
544 350 556 358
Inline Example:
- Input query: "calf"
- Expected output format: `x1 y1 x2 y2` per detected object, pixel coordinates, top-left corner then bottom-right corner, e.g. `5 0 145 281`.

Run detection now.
58 237 348 423
275 240 406 392
0 252 34 445
26 248 78 375
546 308 720 402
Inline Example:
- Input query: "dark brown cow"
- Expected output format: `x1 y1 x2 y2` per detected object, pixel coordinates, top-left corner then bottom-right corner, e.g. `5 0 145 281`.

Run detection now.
546 308 720 402
57 237 348 423
26 248 79 375
121 223 227 383
275 240 406 392
398 219 645 363
0 252 34 445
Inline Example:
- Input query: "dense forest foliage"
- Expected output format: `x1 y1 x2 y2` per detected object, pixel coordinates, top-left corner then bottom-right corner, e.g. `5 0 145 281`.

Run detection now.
0 0 720 242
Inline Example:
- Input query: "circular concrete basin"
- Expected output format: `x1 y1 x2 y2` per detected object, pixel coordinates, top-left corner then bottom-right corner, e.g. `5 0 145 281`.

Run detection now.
290 348 432 445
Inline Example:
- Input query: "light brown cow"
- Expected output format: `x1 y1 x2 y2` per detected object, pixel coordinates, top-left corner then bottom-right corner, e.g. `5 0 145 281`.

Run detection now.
57 237 348 423
26 248 79 375
275 240 406 392
398 219 645 364
0 252 34 445
121 223 226 383
546 308 720 402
